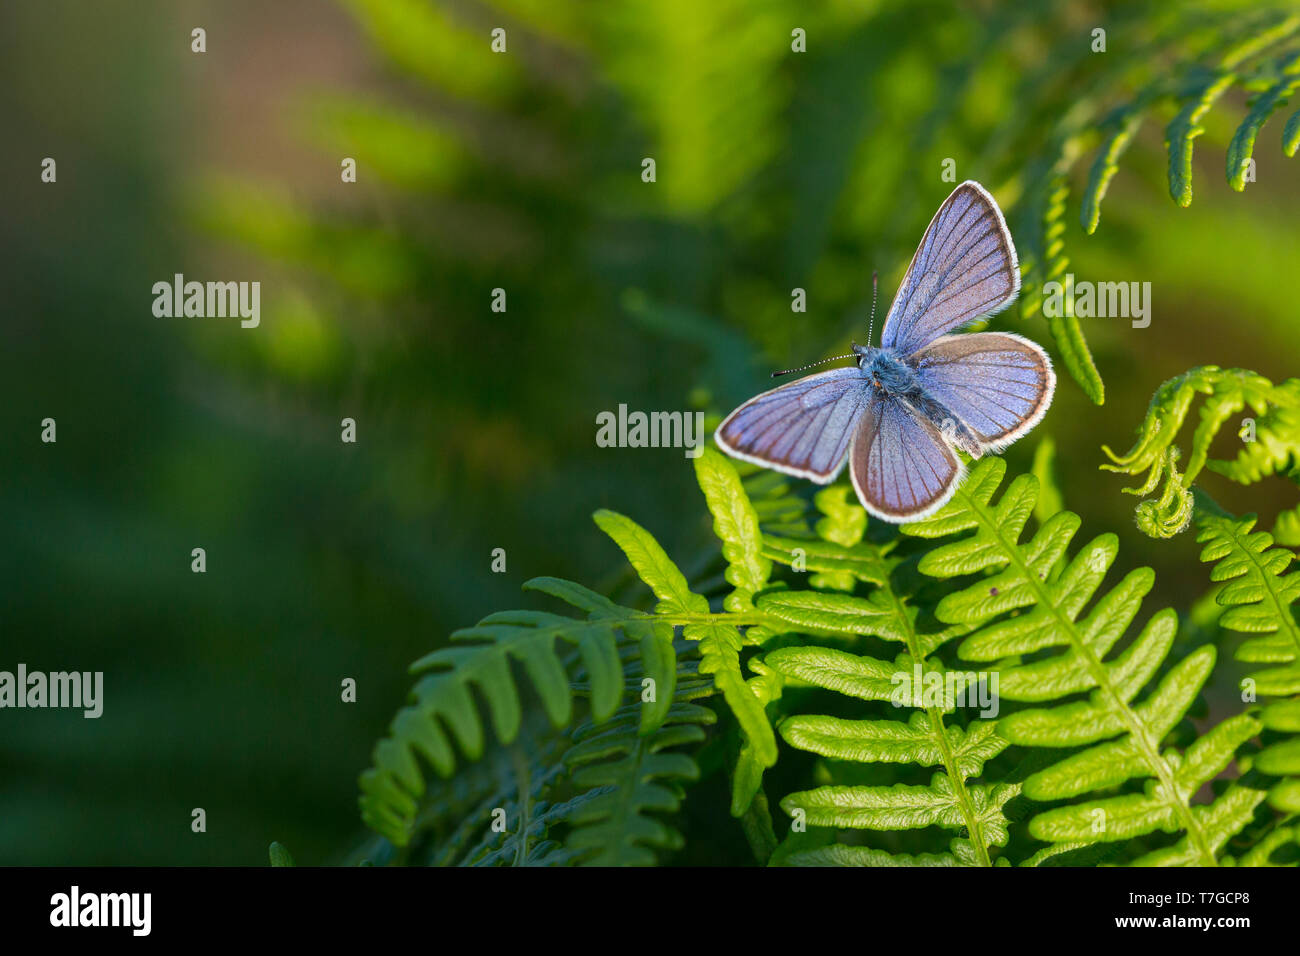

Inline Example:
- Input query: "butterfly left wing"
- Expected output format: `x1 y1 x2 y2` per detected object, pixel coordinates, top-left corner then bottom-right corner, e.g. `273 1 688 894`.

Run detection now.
880 181 1020 356
912 331 1055 452
715 367 869 482
849 394 964 522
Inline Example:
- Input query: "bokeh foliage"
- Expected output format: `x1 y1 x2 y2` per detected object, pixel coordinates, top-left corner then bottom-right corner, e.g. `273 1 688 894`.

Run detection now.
2 0 1298 863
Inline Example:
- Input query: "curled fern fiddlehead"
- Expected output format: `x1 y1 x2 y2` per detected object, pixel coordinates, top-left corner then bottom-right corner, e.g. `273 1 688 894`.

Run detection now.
1102 366 1300 541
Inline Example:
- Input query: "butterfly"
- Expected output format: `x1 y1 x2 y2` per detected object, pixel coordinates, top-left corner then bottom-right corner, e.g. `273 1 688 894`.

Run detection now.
715 180 1054 523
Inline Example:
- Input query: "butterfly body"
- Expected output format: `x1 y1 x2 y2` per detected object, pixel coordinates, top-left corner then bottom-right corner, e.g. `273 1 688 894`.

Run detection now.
855 345 917 396
855 344 986 458
716 181 1054 522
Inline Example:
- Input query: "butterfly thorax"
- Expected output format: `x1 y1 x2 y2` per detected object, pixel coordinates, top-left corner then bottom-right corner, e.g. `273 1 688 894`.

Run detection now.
853 346 919 398
852 344 984 458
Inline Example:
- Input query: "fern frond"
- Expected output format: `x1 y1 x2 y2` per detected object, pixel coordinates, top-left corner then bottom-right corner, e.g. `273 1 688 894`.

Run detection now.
694 447 772 612
1103 366 1300 539
1016 7 1300 403
402 725 569 866
1196 501 1300 815
593 510 710 618
596 475 783 818
807 486 872 592
1081 103 1148 234
1196 507 1300 693
906 457 1263 864
779 843 961 867
754 482 1010 866
1166 13 1298 207
760 531 892 590
358 605 630 844
1227 51 1300 190
562 700 716 865
1034 176 1105 406
357 549 711 846
692 450 786 813
454 753 569 866
1285 107 1300 155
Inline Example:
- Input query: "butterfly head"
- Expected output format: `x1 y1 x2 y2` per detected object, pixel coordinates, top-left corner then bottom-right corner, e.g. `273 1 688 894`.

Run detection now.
854 345 916 397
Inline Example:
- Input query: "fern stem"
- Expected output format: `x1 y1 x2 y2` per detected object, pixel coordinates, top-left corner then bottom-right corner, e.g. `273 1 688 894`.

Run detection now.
884 586 994 866
959 487 1221 865
509 746 533 868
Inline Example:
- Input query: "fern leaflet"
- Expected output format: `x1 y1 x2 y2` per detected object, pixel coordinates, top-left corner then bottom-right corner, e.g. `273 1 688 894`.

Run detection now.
906 458 1265 865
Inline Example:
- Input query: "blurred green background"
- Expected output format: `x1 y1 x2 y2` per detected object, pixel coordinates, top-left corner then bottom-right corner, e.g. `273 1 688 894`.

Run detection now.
1 0 1297 863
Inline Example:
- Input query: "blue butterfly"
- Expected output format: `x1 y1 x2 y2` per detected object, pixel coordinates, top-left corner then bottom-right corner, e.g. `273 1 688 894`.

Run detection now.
716 181 1054 523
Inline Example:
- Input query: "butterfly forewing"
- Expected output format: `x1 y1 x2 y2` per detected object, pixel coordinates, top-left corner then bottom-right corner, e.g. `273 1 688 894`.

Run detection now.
881 181 1020 355
912 332 1054 451
714 367 869 482
849 395 963 521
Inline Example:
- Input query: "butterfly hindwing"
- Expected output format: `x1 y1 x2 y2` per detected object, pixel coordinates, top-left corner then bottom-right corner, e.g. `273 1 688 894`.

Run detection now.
912 331 1055 451
881 181 1020 355
714 367 869 482
849 394 963 521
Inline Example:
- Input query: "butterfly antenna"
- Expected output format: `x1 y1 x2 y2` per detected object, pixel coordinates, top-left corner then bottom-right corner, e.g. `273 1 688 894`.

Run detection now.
770 352 857 378
866 270 879 348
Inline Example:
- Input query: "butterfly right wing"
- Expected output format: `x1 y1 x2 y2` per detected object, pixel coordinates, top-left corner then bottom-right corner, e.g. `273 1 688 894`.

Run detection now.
911 331 1055 452
715 367 869 483
849 393 963 522
880 181 1020 356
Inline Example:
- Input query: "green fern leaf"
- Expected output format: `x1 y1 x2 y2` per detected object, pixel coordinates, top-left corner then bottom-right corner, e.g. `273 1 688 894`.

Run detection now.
563 700 715 865
1167 69 1240 207
1195 502 1300 815
526 576 678 733
691 621 778 815
1031 435 1065 523
358 605 630 843
1227 51 1300 189
1167 14 1300 205
779 843 961 867
594 509 710 617
1195 509 1300 694
1236 821 1300 865
694 446 772 610
1082 107 1146 234
763 504 1008 866
1038 177 1105 405
761 534 892 586
809 486 869 591
1285 107 1300 155
907 457 1262 864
